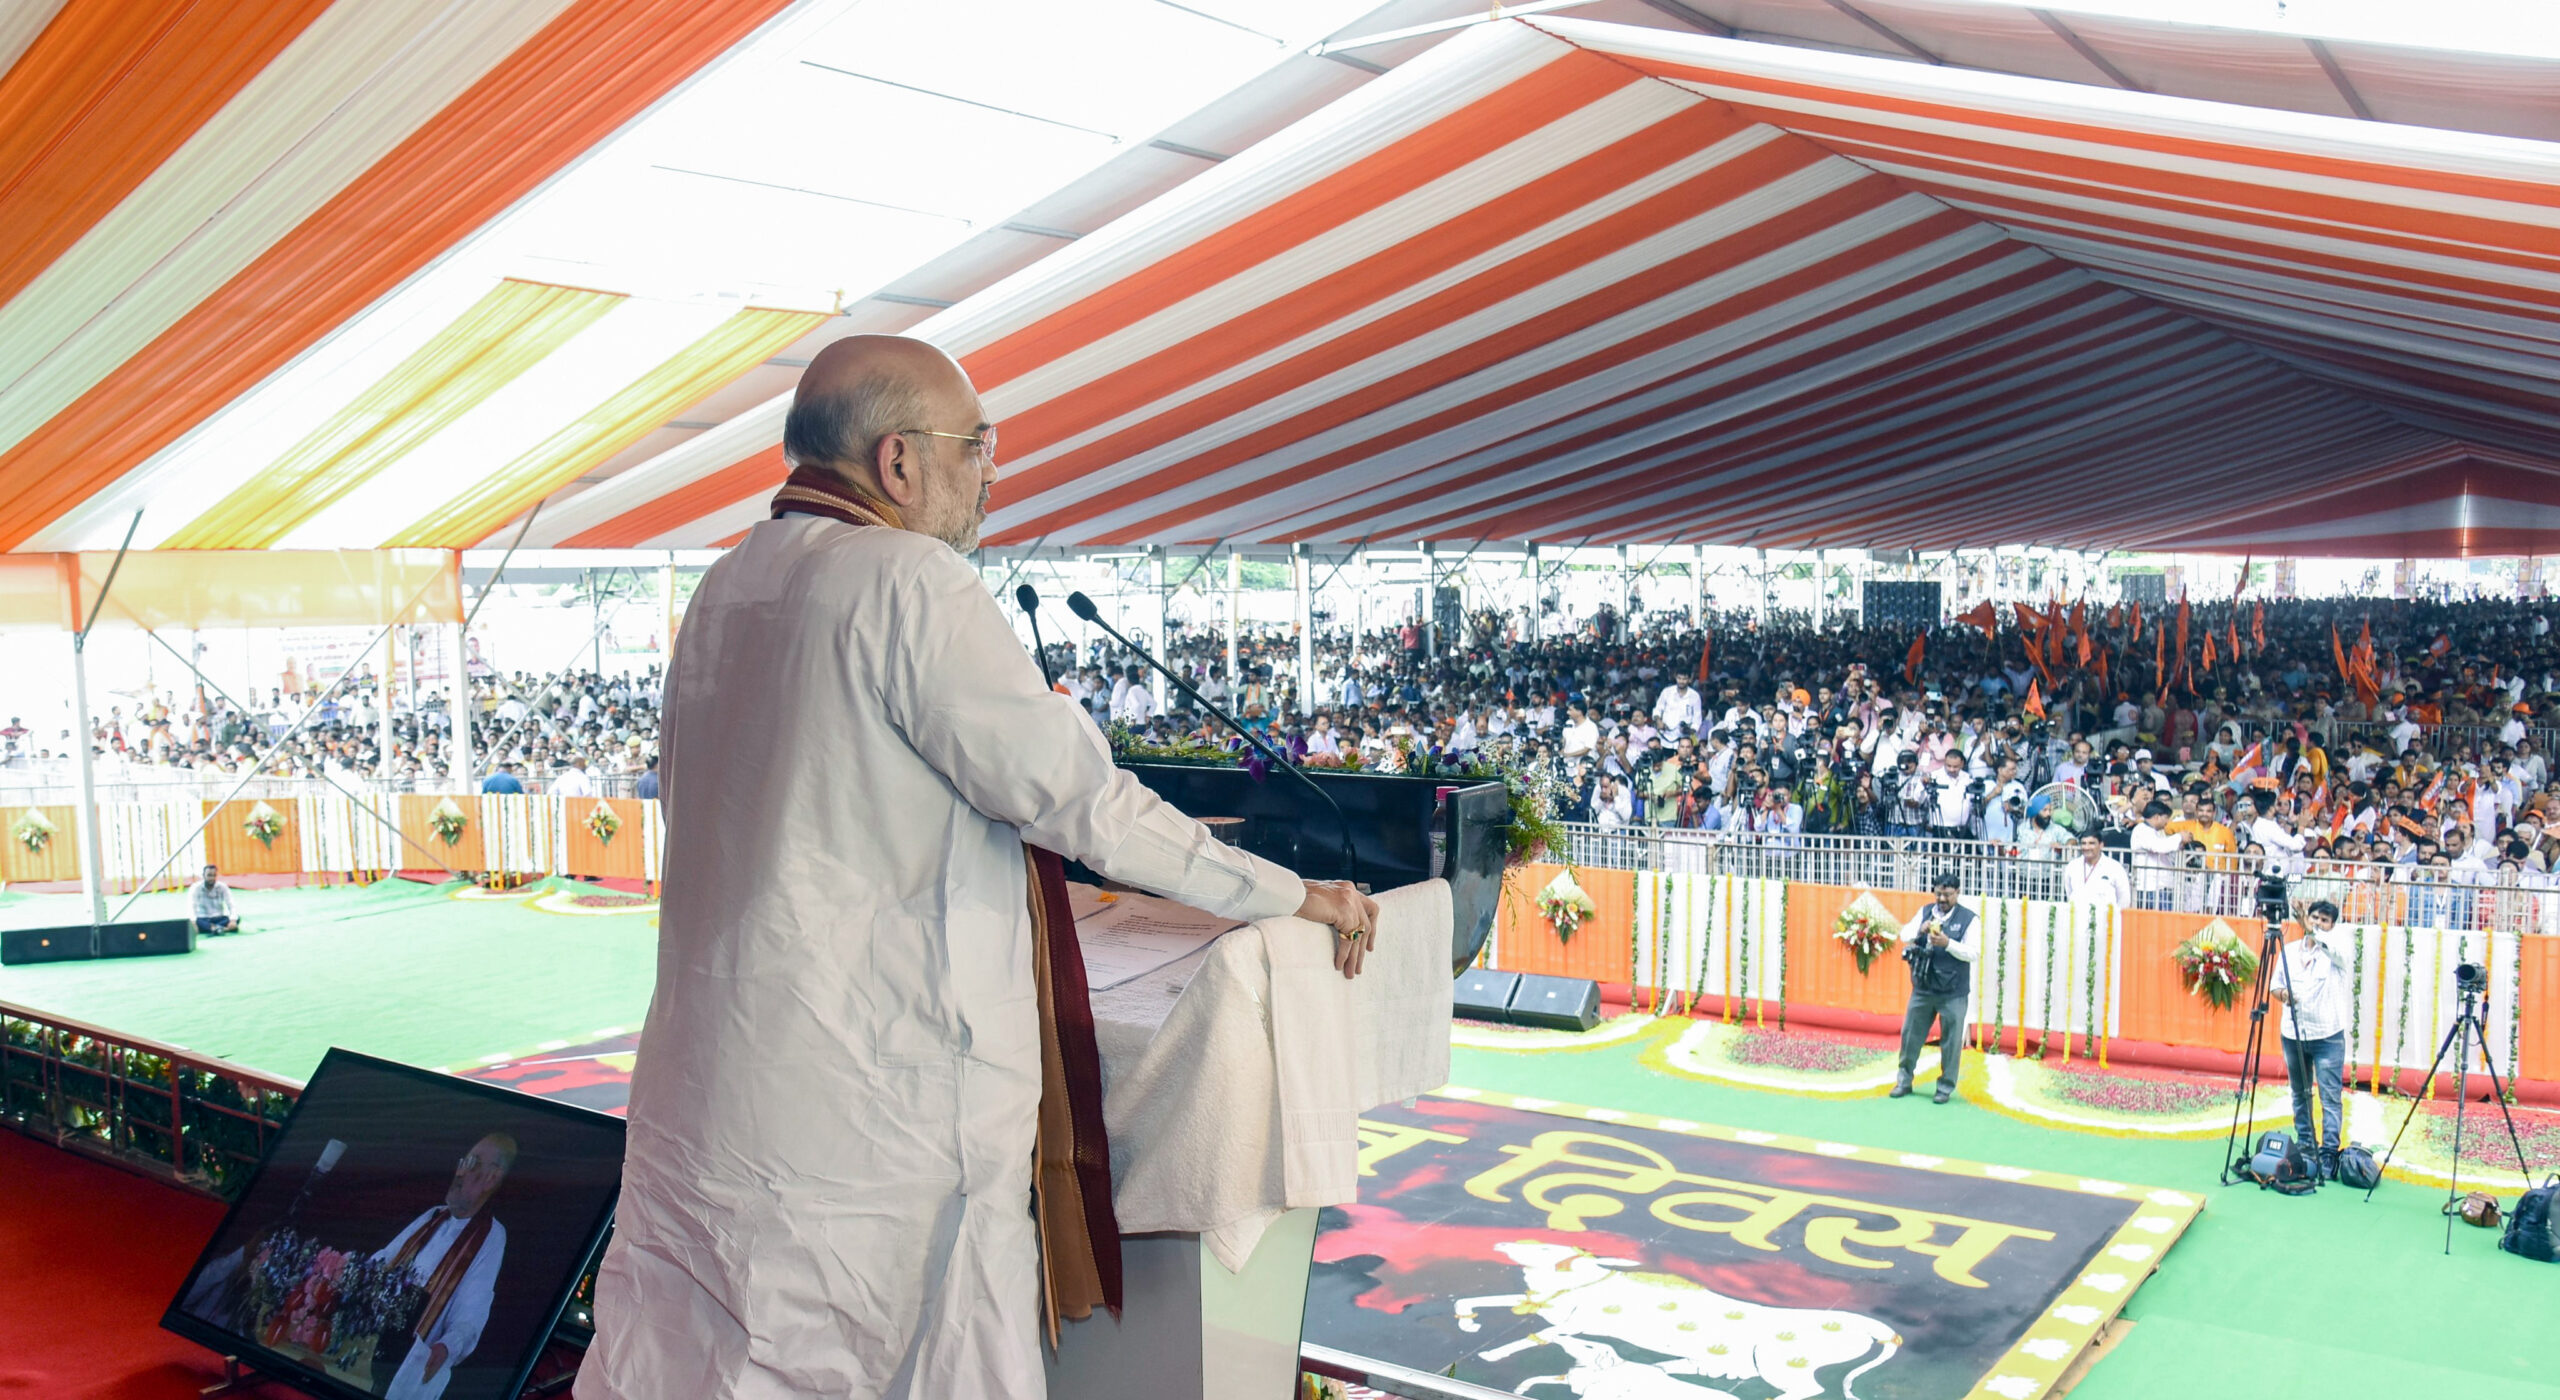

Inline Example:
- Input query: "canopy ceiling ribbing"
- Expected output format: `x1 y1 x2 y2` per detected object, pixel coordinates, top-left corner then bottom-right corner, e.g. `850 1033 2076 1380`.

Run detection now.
534 19 2560 558
6 2 2560 558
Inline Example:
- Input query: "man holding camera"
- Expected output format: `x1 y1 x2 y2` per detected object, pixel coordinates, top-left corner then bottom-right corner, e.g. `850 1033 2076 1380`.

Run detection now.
2270 899 2350 1180
1892 872 1979 1104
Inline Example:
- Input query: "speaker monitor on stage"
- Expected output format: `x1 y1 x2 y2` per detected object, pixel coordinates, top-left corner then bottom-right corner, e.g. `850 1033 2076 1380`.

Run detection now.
1506 974 1603 1033
1452 969 1519 1023
99 918 195 959
1 924 98 965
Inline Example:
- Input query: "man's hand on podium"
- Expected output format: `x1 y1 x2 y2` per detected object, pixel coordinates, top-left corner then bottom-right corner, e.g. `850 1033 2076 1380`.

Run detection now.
1297 880 1381 979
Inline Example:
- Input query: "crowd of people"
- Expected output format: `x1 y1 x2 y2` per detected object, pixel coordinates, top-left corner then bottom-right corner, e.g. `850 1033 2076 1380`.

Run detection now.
17 592 2560 927
1072 595 2560 927
0 666 666 799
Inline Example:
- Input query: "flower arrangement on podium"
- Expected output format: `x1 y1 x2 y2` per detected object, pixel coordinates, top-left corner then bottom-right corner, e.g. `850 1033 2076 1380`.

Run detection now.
1535 867 1597 943
585 801 622 844
428 797 470 846
1833 904 1897 975
11 807 53 855
2171 923 2258 1011
244 802 286 849
241 1226 425 1377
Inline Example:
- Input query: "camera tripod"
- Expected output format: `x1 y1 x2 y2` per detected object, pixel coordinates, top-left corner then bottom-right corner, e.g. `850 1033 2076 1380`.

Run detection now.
2367 979 2535 1253
2218 917 2322 1188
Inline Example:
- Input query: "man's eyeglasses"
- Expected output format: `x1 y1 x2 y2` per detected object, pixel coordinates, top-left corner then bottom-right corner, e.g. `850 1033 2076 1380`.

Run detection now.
897 426 997 467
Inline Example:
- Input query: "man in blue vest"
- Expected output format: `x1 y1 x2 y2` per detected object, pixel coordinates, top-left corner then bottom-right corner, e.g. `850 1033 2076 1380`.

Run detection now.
1893 871 1980 1104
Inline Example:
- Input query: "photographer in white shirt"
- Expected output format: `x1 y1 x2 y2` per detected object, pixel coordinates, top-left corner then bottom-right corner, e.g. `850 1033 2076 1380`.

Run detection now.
2269 899 2350 1180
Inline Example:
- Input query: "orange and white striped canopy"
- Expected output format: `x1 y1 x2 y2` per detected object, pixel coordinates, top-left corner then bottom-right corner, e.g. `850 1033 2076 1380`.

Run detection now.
535 16 2560 558
6 5 2559 558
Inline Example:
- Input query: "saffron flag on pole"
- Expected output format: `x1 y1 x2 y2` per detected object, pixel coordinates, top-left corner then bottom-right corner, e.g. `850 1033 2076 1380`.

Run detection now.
1905 632 1926 684
1956 601 1997 638
1696 630 1712 683
2202 629 2218 672
2023 678 2046 720
2252 602 2265 649
2129 599 2143 643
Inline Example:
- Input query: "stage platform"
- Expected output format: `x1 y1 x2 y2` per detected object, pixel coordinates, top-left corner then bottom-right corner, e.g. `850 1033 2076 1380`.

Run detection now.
7 882 2560 1399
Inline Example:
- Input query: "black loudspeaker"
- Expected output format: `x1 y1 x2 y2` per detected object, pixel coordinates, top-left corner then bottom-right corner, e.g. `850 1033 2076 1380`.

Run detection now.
1 924 97 965
1454 969 1520 1023
1507 974 1602 1033
1860 580 1943 631
99 918 195 959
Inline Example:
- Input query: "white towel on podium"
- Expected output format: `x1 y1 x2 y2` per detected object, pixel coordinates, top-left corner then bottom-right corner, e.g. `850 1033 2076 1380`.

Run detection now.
1093 878 1453 1270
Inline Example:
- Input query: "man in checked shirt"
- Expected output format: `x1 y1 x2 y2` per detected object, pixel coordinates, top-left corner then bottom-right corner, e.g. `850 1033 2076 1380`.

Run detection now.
190 864 240 937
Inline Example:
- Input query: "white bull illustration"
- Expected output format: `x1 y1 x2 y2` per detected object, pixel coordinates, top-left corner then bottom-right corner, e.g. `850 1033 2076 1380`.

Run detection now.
1454 1241 1901 1400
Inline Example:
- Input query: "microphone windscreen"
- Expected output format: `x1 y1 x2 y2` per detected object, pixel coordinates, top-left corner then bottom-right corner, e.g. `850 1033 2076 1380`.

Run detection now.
1014 584 1040 613
1065 591 1100 622
316 1139 345 1172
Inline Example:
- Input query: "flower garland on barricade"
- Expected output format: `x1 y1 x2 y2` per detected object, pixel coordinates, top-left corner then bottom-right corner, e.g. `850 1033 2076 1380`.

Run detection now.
428 797 469 847
2510 934 2525 1103
2349 924 2365 1074
11 807 53 855
2171 925 2259 1012
1833 903 1897 975
1740 879 1757 1027
585 801 622 845
2041 908 2057 1057
1535 867 1596 943
1989 899 2007 1055
2396 926 2414 1083
1776 883 1790 1032
244 801 286 850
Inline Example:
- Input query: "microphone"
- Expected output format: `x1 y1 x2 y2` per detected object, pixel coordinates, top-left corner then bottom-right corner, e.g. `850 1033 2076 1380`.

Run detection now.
1015 585 1057 690
1065 590 1361 889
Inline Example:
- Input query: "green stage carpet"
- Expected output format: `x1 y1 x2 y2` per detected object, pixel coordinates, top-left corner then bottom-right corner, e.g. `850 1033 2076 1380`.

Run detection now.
0 880 657 1080
5 884 2557 1398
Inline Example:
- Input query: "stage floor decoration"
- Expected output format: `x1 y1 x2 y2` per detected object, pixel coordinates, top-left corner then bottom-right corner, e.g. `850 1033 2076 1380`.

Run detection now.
461 1031 641 1115
1314 1090 2200 1400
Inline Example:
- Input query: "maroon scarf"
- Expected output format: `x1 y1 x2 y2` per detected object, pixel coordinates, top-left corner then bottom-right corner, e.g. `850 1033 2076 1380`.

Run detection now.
768 464 904 530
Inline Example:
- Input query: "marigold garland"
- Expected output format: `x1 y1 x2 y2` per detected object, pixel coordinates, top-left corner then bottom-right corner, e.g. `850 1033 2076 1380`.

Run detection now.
1776 883 1790 1032
1722 875 1737 1024
2422 926 2443 1101
2395 926 2414 1090
1739 879 1755 1027
2509 932 2525 1104
2349 924 2365 1075
1989 898 2007 1055
2041 910 2058 1059
1689 874 1709 1017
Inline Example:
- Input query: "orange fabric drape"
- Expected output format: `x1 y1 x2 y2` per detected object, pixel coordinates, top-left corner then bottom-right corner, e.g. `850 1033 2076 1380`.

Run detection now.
0 0 801 548
0 0 337 315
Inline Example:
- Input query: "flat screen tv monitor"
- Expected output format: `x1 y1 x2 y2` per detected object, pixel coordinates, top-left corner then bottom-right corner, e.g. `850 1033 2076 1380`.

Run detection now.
163 1049 624 1400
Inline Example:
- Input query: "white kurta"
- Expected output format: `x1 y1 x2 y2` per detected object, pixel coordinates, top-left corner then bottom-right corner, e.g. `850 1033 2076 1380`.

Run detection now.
577 519 1304 1400
375 1207 507 1400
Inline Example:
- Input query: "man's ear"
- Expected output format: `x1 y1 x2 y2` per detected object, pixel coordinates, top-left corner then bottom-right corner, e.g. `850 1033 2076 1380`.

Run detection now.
873 432 921 507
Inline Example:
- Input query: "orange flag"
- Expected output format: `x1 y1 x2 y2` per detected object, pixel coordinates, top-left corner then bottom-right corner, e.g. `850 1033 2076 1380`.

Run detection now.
2233 554 2252 602
2023 631 2052 684
1956 601 1998 638
2202 629 2218 672
2228 616 2241 661
2251 601 2265 649
2076 629 2094 669
2129 599 2144 643
2175 597 2191 657
2332 622 2351 684
2013 601 2040 633
2154 619 2167 684
1905 632 1926 684
2023 678 2046 720
2095 647 2111 690
1696 630 1712 683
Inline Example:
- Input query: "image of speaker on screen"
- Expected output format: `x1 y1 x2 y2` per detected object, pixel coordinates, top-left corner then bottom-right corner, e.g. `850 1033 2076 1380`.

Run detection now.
176 1130 514 1398
164 1051 621 1400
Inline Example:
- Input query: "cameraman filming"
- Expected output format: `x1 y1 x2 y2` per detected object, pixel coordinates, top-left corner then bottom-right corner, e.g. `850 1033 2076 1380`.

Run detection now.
2270 898 2350 1181
1891 872 1979 1104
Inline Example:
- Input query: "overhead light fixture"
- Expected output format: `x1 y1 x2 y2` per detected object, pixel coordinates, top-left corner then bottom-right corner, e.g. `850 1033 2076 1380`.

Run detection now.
1309 0 1600 56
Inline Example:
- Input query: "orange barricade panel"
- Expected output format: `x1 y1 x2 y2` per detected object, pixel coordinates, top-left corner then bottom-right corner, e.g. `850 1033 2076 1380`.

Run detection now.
559 797 649 882
2524 936 2560 1086
202 799 301 878
396 793 483 873
1783 884 1926 1018
2113 908 2250 1054
0 804 79 884
1493 862 1635 986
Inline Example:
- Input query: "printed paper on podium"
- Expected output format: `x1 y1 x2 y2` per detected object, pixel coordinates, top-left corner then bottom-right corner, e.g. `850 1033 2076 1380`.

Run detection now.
1067 885 1243 992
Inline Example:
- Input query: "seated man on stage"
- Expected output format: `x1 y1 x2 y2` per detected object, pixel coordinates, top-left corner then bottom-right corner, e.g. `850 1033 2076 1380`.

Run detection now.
578 335 1380 1400
191 864 239 936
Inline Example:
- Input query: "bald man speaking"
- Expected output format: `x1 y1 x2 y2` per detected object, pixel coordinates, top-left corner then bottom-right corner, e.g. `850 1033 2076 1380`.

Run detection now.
576 336 1376 1400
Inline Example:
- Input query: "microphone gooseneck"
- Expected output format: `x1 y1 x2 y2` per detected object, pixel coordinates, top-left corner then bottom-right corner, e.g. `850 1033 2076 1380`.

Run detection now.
1016 585 1057 690
1064 590 1362 889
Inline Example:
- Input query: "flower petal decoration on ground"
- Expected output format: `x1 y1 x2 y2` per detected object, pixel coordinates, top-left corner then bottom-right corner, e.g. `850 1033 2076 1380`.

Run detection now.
1535 866 1597 943
2171 921 2259 1012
